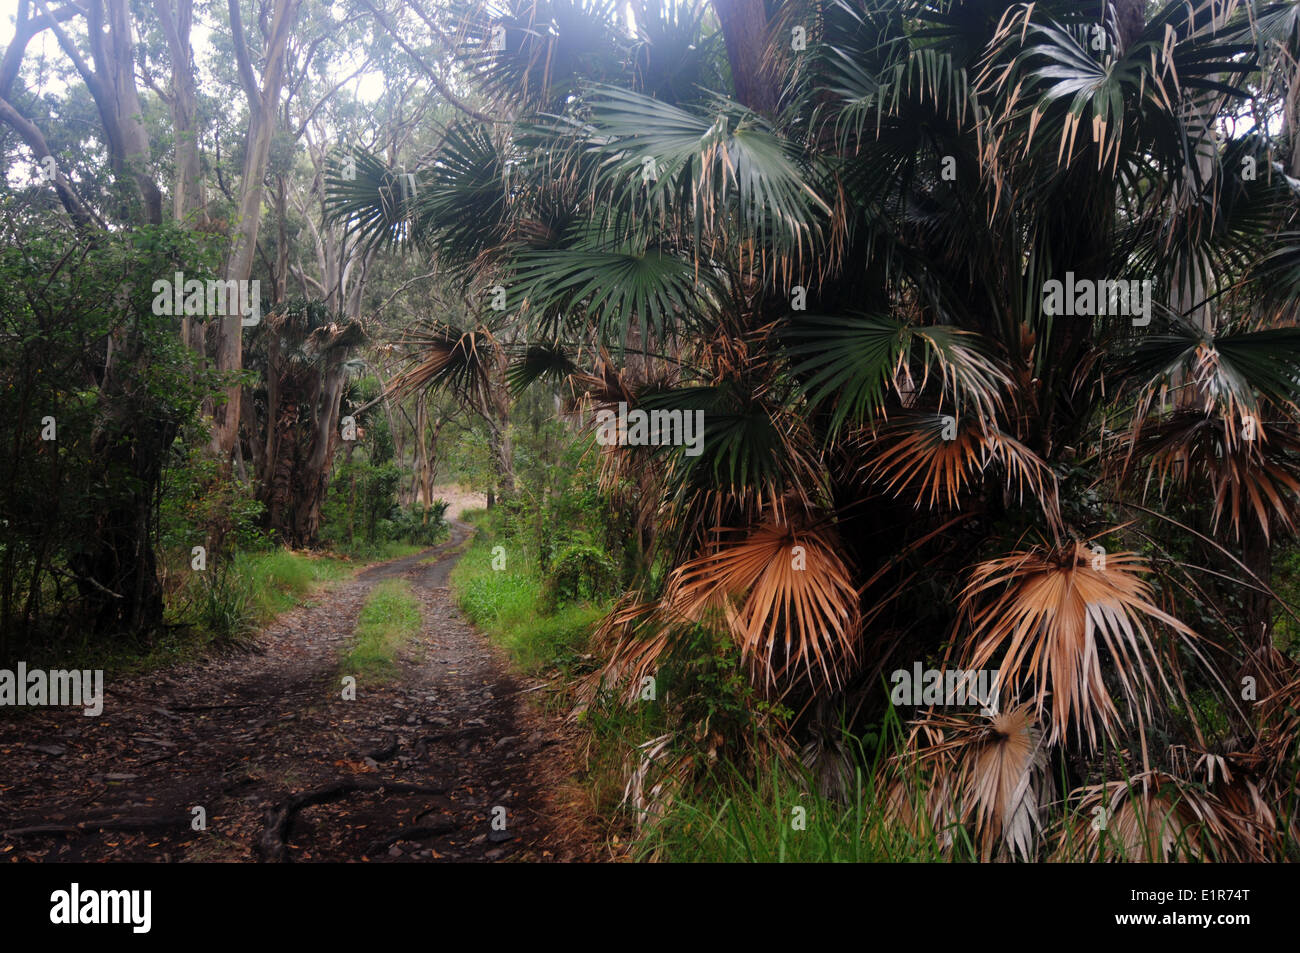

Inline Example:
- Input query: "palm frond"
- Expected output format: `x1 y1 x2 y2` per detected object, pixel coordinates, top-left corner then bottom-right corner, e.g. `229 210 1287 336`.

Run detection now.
582 85 831 282
388 322 498 405
904 704 1054 861
662 522 861 689
324 147 418 254
784 313 1011 437
855 411 1059 519
1060 770 1276 862
959 541 1197 749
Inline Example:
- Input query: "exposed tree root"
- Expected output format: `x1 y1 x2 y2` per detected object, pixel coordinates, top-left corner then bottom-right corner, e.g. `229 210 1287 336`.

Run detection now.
365 819 460 855
259 779 446 862
2 815 185 838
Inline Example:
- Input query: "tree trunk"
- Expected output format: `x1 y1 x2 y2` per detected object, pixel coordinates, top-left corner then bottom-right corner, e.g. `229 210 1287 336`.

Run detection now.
294 369 346 545
1241 517 1273 643
268 396 299 535
155 0 203 223
711 0 776 113
211 0 303 463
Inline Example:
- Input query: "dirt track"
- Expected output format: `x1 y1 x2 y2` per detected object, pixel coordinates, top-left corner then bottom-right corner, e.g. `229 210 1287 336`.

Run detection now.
0 523 596 862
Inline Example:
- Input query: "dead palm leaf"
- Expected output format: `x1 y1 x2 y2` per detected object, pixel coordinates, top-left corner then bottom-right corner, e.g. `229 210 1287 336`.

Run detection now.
1124 410 1300 542
959 541 1198 749
579 592 674 708
901 704 1054 861
623 732 696 835
854 413 1060 524
387 322 498 407
1060 771 1275 862
662 521 861 690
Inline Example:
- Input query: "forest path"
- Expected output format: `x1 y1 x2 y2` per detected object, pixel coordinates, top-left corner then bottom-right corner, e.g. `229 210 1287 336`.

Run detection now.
0 523 597 862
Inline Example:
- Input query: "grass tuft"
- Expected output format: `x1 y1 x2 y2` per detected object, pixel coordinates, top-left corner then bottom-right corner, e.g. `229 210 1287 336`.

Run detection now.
340 579 422 684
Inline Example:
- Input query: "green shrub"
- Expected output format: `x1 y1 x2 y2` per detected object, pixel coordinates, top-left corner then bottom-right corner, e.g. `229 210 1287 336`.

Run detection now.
389 500 451 547
160 438 268 557
192 563 255 643
451 524 602 676
542 543 617 612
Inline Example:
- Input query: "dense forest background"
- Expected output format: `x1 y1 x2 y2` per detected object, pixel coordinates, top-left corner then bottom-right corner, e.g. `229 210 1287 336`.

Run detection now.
3 0 1300 861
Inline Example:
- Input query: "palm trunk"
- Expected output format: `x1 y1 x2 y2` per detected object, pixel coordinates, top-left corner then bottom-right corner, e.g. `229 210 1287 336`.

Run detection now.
711 0 776 113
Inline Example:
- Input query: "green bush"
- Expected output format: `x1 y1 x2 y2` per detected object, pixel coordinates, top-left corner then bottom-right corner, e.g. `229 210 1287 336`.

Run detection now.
389 499 451 547
542 543 617 612
170 548 350 645
451 522 602 675
161 437 268 556
192 563 255 643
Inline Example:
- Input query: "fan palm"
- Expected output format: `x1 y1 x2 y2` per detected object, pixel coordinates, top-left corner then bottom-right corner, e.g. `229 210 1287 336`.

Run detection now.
329 0 1300 859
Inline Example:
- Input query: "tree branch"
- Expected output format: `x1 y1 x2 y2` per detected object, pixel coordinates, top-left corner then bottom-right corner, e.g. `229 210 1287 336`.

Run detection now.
356 0 501 124
227 0 261 106
0 94 102 231
0 1 83 99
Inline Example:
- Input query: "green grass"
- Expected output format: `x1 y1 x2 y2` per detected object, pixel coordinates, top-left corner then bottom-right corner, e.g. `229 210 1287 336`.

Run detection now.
633 757 968 862
450 523 603 675
175 547 350 649
234 549 351 620
340 579 423 684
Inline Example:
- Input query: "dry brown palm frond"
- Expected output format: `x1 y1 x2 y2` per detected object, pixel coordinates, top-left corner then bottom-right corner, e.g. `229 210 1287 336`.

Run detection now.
576 592 674 710
853 412 1059 523
899 705 1054 861
1256 673 1300 785
622 732 697 837
565 349 640 411
959 542 1198 749
661 521 861 690
1210 773 1289 860
1168 748 1289 859
1122 410 1300 542
1057 771 1277 862
1230 643 1300 787
387 322 497 406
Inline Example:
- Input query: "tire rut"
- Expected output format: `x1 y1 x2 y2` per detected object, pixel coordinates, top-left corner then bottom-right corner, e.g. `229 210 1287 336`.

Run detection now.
0 523 594 863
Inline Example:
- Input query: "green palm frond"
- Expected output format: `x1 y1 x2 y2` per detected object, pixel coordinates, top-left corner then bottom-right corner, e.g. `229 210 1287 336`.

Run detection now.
508 238 723 350
581 86 831 279
1127 133 1297 292
1254 230 1300 314
456 0 627 108
784 312 1010 436
627 383 823 502
978 1 1257 177
408 121 512 268
505 341 578 395
324 147 419 254
1116 320 1300 420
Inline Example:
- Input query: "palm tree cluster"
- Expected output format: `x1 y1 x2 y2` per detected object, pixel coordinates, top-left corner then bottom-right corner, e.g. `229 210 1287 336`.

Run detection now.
329 0 1300 860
